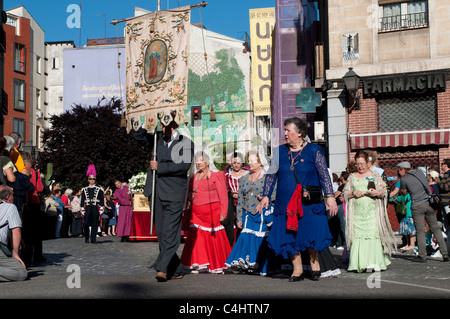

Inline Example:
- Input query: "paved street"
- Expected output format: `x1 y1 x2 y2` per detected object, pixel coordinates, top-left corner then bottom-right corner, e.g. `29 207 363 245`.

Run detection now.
1 234 449 313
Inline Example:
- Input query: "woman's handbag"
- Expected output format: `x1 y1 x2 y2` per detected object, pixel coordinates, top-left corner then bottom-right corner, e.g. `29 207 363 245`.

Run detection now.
395 197 407 216
45 200 58 217
0 221 12 257
182 201 192 231
409 173 442 211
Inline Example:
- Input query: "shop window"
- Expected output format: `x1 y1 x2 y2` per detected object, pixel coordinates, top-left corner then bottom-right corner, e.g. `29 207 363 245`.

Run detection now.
378 95 437 131
380 1 428 32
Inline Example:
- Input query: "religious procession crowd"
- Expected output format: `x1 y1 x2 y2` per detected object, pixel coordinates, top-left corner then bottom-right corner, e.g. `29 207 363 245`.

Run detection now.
1 115 449 283
133 116 449 283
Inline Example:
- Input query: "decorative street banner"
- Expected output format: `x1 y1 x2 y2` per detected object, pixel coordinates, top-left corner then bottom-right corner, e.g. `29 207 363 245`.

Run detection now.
125 6 191 132
249 7 275 116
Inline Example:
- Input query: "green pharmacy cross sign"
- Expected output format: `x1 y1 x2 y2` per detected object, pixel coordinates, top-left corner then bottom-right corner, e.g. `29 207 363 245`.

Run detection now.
296 88 322 113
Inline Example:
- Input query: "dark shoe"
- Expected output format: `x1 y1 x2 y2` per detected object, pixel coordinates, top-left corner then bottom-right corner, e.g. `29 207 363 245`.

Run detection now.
412 256 427 263
156 271 167 282
310 271 321 281
34 255 47 263
288 273 305 282
85 239 89 244
443 254 449 262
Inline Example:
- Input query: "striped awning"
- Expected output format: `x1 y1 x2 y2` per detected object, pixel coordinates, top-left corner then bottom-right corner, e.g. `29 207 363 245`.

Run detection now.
350 128 450 150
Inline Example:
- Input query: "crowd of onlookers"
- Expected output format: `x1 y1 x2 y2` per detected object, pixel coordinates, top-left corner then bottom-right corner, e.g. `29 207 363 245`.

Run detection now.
0 132 121 281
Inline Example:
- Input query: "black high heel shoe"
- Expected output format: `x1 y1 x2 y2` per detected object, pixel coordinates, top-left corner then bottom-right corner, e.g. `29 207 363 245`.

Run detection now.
289 272 305 282
310 271 321 281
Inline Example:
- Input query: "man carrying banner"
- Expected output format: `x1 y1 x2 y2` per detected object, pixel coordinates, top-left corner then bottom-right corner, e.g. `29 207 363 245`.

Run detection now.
134 112 193 282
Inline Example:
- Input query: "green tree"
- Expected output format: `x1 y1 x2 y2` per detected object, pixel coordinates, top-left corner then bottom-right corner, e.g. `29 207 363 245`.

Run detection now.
38 98 149 189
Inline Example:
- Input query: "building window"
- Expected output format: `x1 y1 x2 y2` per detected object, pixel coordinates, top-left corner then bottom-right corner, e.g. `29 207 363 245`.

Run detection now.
36 56 41 74
13 118 25 140
380 1 428 32
52 57 60 69
6 15 19 36
14 43 26 73
14 79 26 111
36 89 41 110
378 94 437 131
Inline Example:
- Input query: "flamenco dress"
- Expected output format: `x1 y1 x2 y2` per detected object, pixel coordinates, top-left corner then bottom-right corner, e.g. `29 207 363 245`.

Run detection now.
263 143 341 278
347 177 391 272
225 206 274 275
180 172 231 273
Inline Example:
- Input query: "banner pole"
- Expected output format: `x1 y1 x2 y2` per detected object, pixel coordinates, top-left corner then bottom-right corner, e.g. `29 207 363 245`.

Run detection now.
150 132 157 235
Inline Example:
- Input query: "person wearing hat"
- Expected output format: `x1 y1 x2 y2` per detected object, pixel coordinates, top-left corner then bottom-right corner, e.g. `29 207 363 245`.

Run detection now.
134 111 194 282
399 162 449 262
80 168 104 244
389 161 412 199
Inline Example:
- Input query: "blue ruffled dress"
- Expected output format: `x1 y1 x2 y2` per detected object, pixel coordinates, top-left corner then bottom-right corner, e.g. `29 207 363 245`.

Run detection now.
263 143 340 277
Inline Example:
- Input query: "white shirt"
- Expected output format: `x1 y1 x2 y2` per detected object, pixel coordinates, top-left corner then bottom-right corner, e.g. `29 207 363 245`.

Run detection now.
0 201 21 245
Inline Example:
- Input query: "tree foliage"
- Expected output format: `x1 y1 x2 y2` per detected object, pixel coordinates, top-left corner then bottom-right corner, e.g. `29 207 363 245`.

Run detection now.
38 99 149 189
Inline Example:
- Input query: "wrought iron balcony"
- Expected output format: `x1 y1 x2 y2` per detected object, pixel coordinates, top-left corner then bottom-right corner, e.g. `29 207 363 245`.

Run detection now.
379 12 428 32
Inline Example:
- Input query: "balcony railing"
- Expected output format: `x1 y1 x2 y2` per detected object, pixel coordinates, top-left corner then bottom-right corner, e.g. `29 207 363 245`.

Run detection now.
379 12 428 32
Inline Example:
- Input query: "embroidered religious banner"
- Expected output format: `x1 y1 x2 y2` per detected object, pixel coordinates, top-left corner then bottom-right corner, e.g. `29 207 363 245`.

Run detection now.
125 6 191 132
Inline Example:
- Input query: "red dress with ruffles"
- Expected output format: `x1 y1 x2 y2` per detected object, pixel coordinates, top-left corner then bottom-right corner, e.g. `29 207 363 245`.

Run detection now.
181 171 231 273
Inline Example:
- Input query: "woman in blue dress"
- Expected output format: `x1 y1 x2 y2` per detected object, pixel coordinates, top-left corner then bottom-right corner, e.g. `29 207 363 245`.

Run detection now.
225 151 276 275
258 117 339 281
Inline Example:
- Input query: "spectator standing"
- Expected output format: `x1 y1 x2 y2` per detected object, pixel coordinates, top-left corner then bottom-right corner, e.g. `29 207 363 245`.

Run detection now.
59 188 73 238
0 136 16 184
436 159 450 236
106 191 117 236
70 188 83 238
7 132 26 174
0 185 27 281
52 189 65 238
44 192 59 239
399 161 449 262
114 180 133 242
334 171 348 250
21 152 46 267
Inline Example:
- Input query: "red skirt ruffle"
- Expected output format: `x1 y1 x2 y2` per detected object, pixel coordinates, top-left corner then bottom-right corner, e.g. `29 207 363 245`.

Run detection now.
181 202 231 273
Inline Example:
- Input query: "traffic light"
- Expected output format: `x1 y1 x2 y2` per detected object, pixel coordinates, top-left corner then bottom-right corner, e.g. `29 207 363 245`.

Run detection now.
191 105 202 127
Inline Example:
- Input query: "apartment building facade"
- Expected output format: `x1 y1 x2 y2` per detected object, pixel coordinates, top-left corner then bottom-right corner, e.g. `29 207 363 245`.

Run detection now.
5 6 46 154
318 0 450 178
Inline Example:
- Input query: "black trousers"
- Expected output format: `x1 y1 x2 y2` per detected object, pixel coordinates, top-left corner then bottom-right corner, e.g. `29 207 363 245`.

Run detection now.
60 208 72 238
21 203 44 265
83 206 100 243
153 195 184 277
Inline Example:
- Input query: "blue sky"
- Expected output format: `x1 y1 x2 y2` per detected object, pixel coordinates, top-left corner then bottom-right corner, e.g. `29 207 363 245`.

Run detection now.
5 0 275 46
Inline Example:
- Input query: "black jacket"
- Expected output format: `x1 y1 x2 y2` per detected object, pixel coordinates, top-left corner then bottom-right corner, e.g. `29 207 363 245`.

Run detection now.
134 127 193 202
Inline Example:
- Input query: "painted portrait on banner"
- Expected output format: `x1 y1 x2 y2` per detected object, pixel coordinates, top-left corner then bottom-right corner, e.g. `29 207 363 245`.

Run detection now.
144 39 168 84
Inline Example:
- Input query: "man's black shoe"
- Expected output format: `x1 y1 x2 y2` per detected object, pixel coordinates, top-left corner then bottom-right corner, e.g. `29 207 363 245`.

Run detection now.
412 256 427 263
443 254 449 262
